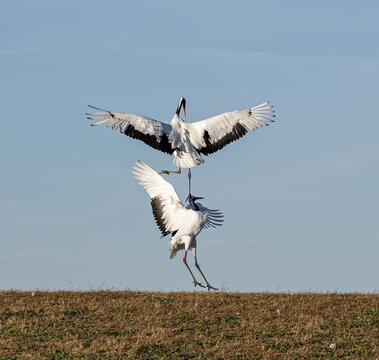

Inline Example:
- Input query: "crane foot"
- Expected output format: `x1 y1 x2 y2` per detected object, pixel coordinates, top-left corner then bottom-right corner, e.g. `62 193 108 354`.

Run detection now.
206 284 219 291
193 281 206 288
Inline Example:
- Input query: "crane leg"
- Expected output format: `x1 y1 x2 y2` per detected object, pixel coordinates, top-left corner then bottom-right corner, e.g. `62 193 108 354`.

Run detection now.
160 167 181 175
183 251 205 288
185 169 192 203
194 253 218 291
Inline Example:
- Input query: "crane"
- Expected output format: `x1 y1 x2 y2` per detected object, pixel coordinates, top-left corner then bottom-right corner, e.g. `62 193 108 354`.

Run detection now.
132 160 224 290
87 97 275 200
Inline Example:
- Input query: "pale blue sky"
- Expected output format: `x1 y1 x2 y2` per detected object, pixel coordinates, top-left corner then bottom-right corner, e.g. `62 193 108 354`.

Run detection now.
1 1 378 292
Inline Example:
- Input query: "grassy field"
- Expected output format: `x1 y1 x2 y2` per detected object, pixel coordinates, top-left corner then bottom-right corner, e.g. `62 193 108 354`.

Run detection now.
0 291 378 359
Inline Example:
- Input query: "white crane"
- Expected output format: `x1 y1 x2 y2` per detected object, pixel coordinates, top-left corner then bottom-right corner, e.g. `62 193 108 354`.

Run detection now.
87 97 275 199
132 160 224 290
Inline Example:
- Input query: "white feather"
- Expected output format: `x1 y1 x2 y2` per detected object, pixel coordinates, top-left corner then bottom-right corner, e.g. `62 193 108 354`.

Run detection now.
132 161 223 258
87 98 276 168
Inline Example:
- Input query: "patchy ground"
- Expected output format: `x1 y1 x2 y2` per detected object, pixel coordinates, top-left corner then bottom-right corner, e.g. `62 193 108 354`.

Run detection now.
0 291 378 359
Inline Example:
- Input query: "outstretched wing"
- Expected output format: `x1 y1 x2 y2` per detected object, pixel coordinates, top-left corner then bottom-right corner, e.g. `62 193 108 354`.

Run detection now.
132 161 188 237
188 102 275 155
86 105 174 154
188 203 224 229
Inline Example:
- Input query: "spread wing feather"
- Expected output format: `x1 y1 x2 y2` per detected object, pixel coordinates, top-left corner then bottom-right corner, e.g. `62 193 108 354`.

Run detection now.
192 203 224 229
132 161 189 237
87 105 174 154
188 102 275 155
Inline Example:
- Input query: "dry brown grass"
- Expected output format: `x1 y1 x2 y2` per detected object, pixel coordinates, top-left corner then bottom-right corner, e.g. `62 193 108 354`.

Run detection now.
0 290 378 359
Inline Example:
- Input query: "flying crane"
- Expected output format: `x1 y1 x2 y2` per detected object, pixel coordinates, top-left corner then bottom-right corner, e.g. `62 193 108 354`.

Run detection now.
87 97 275 199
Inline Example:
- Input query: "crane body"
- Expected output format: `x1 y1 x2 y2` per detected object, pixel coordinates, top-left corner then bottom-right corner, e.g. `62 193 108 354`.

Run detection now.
87 97 275 199
133 161 223 290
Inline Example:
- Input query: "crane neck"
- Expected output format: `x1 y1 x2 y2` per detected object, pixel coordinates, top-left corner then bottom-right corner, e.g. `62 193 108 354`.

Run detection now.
175 97 186 117
171 114 184 124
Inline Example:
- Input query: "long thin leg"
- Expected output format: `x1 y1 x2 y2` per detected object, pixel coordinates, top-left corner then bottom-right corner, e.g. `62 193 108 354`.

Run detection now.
194 253 218 291
160 167 181 175
186 168 193 203
183 251 205 288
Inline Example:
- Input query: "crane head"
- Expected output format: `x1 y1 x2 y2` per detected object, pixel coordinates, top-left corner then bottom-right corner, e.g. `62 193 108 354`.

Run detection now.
186 194 203 207
187 194 204 211
176 97 186 117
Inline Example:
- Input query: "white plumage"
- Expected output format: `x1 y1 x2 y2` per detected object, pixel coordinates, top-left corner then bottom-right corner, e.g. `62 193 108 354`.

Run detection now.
87 97 275 173
132 160 223 290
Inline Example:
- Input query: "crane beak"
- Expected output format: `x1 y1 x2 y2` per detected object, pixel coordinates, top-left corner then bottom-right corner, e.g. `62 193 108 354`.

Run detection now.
192 196 204 201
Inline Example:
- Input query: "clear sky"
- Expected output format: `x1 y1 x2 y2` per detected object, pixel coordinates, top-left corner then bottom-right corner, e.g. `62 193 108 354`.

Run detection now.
1 1 378 292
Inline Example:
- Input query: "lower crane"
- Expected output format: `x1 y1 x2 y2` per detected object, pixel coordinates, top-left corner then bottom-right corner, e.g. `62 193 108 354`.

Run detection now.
133 161 224 290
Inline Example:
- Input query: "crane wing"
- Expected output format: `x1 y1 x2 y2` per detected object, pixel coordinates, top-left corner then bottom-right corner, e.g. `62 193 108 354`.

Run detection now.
188 102 275 155
187 203 224 229
86 105 174 154
132 161 189 237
